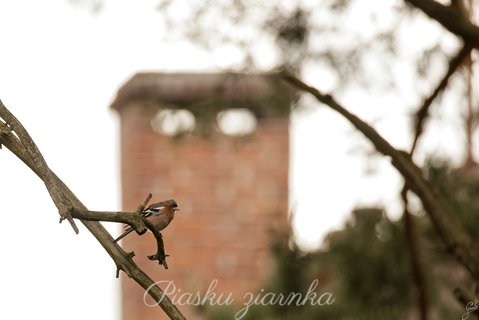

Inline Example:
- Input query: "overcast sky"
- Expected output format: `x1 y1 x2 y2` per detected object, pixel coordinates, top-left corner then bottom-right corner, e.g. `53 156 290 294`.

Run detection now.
0 1 469 319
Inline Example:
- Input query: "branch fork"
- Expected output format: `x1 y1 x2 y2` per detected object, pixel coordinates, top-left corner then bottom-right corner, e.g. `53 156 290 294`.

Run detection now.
69 193 170 269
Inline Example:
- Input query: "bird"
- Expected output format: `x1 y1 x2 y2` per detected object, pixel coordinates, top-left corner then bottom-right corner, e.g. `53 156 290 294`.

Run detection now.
114 199 180 243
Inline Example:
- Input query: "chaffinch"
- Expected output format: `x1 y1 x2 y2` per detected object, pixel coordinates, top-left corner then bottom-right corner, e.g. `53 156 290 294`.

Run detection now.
114 199 180 242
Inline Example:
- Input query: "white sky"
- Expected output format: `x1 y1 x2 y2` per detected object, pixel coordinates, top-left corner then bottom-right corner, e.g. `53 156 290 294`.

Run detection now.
0 1 471 319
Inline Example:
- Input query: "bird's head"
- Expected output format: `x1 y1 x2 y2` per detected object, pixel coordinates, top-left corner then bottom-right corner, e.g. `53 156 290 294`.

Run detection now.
168 199 180 212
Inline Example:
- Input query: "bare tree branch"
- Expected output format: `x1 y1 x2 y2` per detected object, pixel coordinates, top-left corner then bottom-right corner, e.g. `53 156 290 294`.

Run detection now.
402 189 429 320
404 0 479 47
70 206 170 268
71 209 147 231
411 43 472 153
144 218 169 268
282 72 479 281
0 102 79 233
404 43 472 319
0 102 187 320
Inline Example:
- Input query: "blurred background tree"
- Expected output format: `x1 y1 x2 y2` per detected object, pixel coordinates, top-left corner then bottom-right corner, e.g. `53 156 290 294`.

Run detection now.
152 1 479 319
71 0 479 318
156 0 479 319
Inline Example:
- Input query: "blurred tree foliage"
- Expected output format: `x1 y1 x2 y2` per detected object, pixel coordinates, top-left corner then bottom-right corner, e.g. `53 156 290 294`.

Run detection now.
156 1 385 85
153 1 479 318
199 162 479 319
70 0 479 318
154 0 465 92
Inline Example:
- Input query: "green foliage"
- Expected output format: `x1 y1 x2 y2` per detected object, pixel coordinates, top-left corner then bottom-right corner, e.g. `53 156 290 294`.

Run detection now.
426 162 479 242
322 208 414 317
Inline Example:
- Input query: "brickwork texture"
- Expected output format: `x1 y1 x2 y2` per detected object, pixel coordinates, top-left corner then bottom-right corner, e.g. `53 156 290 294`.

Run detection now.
112 73 292 320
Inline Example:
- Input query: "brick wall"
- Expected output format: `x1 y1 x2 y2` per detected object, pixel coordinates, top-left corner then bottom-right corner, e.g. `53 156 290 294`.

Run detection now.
112 73 292 320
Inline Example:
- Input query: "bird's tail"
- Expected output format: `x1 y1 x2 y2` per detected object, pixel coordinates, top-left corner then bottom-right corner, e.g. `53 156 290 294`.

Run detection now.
114 227 134 243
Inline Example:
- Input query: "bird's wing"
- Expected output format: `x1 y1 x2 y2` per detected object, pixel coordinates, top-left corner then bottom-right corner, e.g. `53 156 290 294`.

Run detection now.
121 204 166 230
142 205 165 217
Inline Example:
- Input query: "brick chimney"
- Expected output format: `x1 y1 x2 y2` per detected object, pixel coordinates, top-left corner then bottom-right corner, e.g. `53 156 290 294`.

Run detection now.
111 72 292 320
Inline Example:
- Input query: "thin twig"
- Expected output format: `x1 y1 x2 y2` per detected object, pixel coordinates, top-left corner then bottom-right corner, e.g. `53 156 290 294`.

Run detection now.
144 218 169 269
141 193 153 209
464 45 476 167
411 44 472 153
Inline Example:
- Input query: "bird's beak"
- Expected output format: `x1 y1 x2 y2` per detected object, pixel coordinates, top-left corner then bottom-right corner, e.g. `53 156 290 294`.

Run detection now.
174 208 180 212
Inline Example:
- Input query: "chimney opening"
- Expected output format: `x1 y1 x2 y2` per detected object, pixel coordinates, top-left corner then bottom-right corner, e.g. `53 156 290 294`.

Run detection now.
216 108 257 136
151 109 196 135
